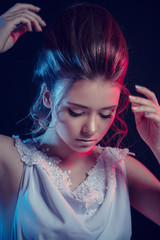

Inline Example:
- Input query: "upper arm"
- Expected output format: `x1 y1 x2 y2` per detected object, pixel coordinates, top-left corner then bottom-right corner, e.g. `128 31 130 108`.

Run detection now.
0 134 23 203
0 135 13 183
0 135 23 239
124 156 160 226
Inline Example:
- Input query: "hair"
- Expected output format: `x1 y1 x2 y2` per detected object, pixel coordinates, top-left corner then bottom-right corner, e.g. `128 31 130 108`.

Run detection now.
30 3 129 147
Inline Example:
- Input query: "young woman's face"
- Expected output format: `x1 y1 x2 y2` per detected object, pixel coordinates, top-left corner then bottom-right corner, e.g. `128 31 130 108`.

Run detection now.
51 76 121 153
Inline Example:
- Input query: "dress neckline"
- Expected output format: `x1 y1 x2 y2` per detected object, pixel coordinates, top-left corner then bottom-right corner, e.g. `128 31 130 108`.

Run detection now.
28 138 104 192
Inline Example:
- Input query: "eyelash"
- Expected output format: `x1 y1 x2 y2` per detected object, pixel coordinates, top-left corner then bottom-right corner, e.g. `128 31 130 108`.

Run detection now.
68 109 112 119
99 113 112 119
68 109 82 117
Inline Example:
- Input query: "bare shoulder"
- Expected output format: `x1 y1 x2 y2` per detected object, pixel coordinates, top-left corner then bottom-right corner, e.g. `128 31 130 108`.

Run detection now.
0 134 14 147
0 134 14 148
0 134 14 163
123 155 159 187
0 134 20 164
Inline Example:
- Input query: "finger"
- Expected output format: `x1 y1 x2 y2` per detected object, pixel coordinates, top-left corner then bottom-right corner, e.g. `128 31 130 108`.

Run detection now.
5 13 44 33
26 10 46 27
7 3 41 14
6 9 46 27
143 113 160 124
135 85 159 105
0 14 33 35
22 10 46 29
16 13 43 32
131 105 158 114
129 95 154 107
13 22 32 37
134 112 160 129
11 18 33 41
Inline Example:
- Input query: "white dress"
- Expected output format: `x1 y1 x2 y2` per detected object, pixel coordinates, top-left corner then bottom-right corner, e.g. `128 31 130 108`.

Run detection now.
10 136 132 240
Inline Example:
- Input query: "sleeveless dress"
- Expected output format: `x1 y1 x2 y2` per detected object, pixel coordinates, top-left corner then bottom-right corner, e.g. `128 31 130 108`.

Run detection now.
10 136 132 240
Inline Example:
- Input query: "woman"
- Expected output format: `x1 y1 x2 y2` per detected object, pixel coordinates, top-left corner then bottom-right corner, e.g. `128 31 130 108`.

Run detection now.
0 3 160 240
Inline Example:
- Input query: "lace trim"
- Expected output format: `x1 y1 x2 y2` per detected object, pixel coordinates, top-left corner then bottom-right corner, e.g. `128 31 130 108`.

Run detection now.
13 135 40 166
13 136 129 216
72 156 109 215
99 146 134 165
38 156 72 192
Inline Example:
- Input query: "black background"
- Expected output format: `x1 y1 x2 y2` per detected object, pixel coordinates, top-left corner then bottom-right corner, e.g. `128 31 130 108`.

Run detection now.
0 0 160 239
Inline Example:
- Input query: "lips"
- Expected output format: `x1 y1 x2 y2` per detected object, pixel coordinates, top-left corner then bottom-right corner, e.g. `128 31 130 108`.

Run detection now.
76 139 96 142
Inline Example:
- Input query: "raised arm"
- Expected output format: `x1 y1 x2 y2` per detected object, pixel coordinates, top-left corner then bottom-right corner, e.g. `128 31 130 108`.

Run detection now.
127 86 160 225
129 85 160 162
0 3 46 53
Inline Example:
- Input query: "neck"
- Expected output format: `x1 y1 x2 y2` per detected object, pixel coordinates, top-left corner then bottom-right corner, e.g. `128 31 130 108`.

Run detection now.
35 129 96 164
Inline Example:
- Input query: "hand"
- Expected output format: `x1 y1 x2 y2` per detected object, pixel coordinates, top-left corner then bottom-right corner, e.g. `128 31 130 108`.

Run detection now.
129 85 160 154
0 3 46 53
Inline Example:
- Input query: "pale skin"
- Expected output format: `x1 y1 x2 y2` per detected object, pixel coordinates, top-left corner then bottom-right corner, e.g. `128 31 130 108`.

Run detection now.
0 3 46 53
0 3 160 238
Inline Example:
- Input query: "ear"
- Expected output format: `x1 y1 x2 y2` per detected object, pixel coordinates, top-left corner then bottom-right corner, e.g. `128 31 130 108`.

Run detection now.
42 84 52 109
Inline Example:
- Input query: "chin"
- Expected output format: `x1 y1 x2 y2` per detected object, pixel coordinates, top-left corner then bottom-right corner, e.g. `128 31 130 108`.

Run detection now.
72 145 95 154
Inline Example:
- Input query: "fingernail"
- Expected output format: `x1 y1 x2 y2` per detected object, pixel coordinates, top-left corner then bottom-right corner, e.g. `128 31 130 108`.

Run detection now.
36 6 41 10
135 85 142 89
132 106 138 110
129 95 134 99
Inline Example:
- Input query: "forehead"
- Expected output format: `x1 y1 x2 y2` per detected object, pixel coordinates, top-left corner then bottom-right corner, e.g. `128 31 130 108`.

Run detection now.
64 77 121 108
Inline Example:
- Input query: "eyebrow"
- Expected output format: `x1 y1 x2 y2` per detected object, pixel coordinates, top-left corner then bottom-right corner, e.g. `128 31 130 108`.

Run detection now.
67 102 118 110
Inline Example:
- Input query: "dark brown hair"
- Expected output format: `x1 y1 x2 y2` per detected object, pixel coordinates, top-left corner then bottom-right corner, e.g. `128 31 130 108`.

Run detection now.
31 3 129 146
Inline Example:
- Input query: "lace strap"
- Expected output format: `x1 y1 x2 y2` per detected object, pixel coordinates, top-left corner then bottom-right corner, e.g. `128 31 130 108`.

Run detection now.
100 146 135 166
13 135 39 166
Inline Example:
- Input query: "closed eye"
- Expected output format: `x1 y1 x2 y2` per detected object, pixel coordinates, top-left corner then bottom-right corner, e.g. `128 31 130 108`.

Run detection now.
68 109 84 117
68 108 113 119
99 113 112 119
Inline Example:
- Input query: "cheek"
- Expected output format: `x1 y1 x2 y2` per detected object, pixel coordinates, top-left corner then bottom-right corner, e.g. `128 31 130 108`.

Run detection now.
99 116 115 135
56 115 79 137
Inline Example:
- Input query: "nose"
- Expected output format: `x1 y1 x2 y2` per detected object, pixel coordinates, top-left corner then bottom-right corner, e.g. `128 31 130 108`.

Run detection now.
82 114 97 137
